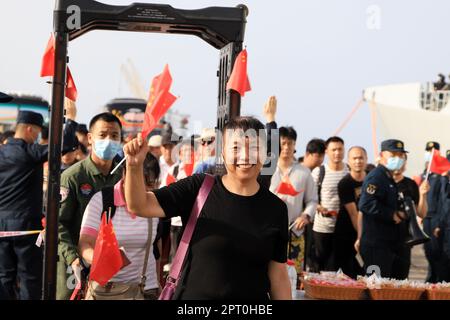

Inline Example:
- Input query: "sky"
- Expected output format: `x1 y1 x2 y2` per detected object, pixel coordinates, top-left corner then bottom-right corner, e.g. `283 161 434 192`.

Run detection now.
1 0 449 162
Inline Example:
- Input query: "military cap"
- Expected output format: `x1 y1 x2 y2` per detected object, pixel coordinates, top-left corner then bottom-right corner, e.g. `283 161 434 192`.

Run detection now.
381 139 408 153
425 141 440 151
16 110 44 128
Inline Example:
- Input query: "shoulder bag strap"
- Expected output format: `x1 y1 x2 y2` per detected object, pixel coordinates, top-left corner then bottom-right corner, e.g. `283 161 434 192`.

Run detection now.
167 174 215 283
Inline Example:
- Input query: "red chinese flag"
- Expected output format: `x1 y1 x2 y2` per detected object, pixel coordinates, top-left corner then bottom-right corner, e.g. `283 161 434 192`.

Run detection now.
226 49 251 96
276 181 300 196
89 214 123 286
40 34 55 77
65 68 78 101
141 64 177 139
430 149 450 174
40 34 78 101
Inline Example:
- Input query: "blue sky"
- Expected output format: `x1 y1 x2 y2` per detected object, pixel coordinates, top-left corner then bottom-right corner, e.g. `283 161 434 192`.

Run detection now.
1 0 449 161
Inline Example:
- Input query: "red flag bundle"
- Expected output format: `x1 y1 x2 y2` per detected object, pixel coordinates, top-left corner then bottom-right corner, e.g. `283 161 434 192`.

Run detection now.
89 214 123 286
226 49 251 96
40 34 78 101
141 64 177 139
430 149 450 175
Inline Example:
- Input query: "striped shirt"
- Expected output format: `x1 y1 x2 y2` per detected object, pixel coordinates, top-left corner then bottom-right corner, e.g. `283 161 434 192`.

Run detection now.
311 164 348 233
80 181 158 290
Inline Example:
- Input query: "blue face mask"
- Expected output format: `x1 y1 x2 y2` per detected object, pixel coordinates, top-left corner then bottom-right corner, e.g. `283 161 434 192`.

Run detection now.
385 156 405 171
93 139 122 160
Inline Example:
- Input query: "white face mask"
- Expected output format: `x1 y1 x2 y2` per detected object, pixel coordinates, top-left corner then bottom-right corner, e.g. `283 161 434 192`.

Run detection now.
424 151 432 162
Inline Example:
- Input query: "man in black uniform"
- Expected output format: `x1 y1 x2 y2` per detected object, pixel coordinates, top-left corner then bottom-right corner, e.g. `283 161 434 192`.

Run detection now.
421 141 447 282
359 139 408 278
434 150 450 281
0 103 78 299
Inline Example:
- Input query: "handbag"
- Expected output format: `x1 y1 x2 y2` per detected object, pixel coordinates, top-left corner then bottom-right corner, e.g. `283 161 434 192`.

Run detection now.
158 174 215 300
85 218 153 300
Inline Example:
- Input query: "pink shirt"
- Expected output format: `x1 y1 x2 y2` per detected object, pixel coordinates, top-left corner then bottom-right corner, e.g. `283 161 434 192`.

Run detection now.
80 181 158 289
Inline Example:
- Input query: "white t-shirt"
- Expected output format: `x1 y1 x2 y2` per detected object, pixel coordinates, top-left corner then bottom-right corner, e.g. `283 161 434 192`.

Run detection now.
311 164 348 234
270 163 318 225
80 182 158 290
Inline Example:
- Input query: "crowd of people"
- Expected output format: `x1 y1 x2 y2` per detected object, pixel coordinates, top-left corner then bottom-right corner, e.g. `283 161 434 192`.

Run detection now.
0 91 449 300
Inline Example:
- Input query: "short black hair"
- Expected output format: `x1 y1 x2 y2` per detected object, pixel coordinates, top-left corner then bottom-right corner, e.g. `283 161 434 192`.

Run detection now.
89 112 122 132
325 136 344 148
76 123 89 135
0 130 15 144
306 138 326 155
222 116 266 141
41 126 49 140
279 126 297 141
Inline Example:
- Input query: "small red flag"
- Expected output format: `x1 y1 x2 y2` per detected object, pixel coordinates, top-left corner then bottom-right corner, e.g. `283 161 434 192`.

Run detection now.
40 34 78 101
430 149 450 175
65 68 78 101
40 34 55 77
276 181 301 196
89 214 123 286
141 65 177 139
226 49 251 96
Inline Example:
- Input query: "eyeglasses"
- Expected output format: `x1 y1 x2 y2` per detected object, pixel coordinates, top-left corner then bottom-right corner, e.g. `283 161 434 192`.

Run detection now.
201 139 215 146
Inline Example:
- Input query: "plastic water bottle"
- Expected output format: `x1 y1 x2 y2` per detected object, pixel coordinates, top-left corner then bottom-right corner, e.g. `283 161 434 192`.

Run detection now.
286 260 297 299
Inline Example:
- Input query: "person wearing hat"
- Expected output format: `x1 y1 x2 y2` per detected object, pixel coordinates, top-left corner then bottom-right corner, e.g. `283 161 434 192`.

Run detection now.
423 141 440 172
193 128 217 175
358 139 410 278
420 141 449 282
0 104 78 299
435 153 450 281
148 134 162 159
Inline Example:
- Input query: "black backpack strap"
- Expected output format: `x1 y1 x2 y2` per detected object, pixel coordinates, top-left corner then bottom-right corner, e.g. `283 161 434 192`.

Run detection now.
173 165 180 179
317 165 326 204
101 185 116 221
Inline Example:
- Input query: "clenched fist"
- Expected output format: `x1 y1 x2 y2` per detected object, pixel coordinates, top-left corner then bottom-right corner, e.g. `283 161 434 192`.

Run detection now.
123 133 149 167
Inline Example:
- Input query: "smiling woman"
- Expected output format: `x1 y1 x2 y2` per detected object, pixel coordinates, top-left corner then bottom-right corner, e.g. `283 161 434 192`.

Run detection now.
123 116 292 300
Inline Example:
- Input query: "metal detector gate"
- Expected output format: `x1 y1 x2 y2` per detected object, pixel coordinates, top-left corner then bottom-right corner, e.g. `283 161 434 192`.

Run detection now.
45 0 247 299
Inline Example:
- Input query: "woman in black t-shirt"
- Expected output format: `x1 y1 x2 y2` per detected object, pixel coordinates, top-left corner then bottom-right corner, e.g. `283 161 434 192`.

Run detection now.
123 117 291 300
